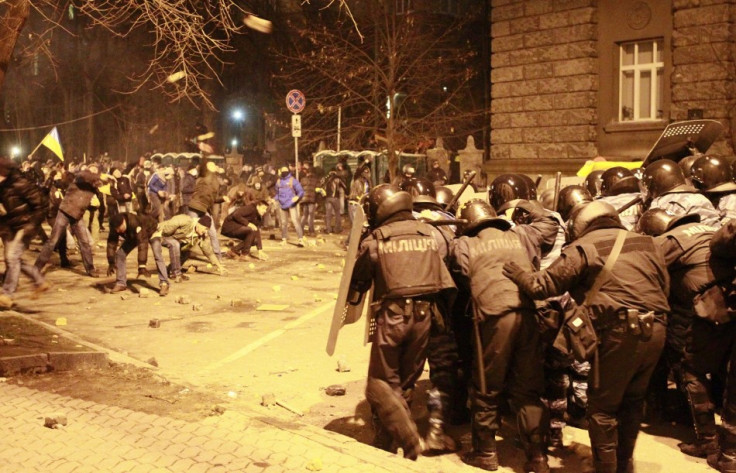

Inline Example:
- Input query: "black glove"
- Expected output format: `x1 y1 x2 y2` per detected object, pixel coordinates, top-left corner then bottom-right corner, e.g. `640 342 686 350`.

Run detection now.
137 267 151 278
502 261 526 282
106 264 115 277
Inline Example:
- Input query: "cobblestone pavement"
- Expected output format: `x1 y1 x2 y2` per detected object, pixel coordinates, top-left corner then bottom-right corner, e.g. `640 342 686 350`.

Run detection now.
0 382 430 473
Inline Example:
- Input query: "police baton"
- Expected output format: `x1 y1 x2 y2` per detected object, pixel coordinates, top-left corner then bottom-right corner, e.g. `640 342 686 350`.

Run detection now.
444 170 476 212
552 172 562 212
616 195 643 215
425 219 468 227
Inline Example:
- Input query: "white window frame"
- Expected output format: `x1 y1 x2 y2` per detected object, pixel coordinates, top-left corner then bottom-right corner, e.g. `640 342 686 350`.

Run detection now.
618 39 664 122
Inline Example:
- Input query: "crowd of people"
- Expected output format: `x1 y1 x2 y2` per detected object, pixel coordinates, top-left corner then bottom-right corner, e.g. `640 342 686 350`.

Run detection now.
347 155 736 473
4 147 736 472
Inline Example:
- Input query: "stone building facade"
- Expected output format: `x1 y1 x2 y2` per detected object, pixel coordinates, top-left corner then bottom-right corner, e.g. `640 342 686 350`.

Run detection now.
486 0 736 177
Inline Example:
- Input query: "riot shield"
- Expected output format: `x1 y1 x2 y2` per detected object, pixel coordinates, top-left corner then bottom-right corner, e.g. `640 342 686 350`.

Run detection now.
326 205 369 356
642 119 723 167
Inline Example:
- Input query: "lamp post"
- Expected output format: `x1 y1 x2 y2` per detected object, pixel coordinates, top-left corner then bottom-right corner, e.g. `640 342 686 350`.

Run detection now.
10 146 21 161
230 108 245 154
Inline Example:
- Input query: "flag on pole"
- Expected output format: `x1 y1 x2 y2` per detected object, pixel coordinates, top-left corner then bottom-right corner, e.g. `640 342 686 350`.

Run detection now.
41 127 64 162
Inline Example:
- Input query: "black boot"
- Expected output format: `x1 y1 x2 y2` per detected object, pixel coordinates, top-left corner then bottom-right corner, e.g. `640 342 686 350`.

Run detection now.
424 388 458 454
679 434 719 458
708 425 736 473
522 435 550 473
462 428 498 471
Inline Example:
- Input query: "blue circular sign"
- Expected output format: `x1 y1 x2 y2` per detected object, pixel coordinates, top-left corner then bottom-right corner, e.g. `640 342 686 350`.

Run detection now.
286 89 306 113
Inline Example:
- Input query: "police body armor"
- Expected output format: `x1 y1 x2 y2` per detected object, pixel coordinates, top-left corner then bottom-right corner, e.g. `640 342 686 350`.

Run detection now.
572 229 670 325
373 220 450 299
465 227 536 317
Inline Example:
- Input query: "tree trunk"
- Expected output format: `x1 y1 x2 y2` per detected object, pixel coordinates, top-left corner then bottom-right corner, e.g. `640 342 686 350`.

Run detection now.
0 0 30 93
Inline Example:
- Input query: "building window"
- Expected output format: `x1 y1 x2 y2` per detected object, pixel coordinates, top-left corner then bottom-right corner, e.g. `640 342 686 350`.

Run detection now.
619 39 664 122
396 0 414 14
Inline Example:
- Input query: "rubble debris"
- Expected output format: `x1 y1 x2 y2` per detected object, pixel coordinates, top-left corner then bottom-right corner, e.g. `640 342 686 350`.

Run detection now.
256 304 289 311
209 405 226 416
306 457 323 471
192 304 203 312
149 319 160 328
147 357 158 367
175 295 191 304
261 393 276 407
227 391 238 399
325 385 346 396
336 357 351 373
138 288 151 298
230 299 246 308
44 414 68 429
291 275 299 281
55 317 67 326
276 399 304 416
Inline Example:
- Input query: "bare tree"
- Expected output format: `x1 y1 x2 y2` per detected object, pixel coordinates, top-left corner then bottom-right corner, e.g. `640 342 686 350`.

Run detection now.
271 1 485 179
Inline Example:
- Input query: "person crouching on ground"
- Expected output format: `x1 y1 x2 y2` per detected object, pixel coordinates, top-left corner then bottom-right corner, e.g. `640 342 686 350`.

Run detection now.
221 200 269 260
107 212 171 296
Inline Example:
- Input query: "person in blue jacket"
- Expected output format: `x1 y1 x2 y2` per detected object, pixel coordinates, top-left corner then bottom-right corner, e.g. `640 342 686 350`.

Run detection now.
275 165 304 245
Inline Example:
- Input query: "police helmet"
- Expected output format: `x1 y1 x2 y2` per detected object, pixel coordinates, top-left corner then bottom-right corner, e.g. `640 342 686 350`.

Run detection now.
583 170 605 198
690 155 736 193
364 184 413 227
402 164 416 177
557 185 593 222
567 201 621 242
488 173 537 213
600 167 640 196
510 199 545 226
400 177 436 198
434 186 454 208
642 159 696 200
679 155 699 179
538 188 555 211
456 199 512 236
636 208 701 236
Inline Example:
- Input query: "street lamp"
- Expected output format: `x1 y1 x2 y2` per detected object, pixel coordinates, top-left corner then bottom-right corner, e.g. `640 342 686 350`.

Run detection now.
231 138 238 148
10 146 21 160
231 109 245 122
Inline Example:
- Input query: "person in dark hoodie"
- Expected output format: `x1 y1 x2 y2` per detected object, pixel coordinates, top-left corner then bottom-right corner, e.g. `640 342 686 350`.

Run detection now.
221 200 269 260
106 212 171 296
35 162 104 277
0 157 50 309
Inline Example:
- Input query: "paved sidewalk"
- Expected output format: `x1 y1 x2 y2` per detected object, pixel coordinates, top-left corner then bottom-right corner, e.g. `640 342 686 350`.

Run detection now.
0 383 428 473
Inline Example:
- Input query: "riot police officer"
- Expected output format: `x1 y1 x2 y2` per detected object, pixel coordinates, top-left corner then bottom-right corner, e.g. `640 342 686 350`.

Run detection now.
450 199 558 472
583 170 605 199
557 185 593 223
349 184 456 460
503 201 670 473
488 173 537 217
690 155 736 223
598 167 642 230
643 159 721 227
637 208 735 459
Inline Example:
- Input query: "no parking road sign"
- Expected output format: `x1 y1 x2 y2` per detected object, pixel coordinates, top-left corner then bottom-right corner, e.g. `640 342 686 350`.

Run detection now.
286 90 306 114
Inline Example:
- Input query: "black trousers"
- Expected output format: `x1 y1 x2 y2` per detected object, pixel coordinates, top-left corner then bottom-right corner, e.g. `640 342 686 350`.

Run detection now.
221 224 262 254
470 310 548 447
587 321 666 472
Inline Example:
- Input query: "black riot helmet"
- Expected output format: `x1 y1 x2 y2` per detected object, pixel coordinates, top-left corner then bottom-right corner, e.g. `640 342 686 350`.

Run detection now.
583 170 605 198
557 185 593 221
690 155 736 193
400 177 436 198
434 186 454 208
636 208 701 236
363 184 413 228
679 155 699 180
489 173 537 213
642 159 696 200
402 163 416 178
566 201 621 242
600 167 640 196
456 199 512 236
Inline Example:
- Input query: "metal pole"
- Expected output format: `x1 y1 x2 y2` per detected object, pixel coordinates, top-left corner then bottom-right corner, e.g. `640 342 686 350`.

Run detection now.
337 106 342 152
294 136 299 180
